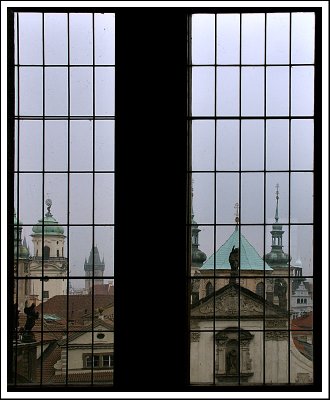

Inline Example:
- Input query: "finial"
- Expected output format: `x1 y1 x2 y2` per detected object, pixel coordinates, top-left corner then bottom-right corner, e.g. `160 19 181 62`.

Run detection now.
275 184 279 223
45 198 52 216
234 203 239 228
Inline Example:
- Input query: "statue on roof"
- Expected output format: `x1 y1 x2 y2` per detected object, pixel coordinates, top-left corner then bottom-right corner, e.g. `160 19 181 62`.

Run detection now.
22 302 39 343
229 246 239 272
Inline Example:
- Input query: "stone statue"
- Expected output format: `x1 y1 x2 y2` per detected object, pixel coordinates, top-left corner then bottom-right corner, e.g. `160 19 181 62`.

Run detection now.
229 246 239 273
226 349 238 374
22 302 39 343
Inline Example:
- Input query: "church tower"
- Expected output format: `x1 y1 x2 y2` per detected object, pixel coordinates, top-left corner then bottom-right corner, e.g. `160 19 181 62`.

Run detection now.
264 185 291 309
29 199 68 301
84 246 105 293
14 210 30 310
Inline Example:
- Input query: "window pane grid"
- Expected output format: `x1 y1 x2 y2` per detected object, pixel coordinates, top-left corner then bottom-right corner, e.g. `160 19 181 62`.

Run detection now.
189 11 314 386
12 11 115 387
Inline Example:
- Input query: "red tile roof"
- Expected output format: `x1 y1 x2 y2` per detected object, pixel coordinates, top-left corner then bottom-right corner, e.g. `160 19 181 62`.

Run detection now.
35 294 114 324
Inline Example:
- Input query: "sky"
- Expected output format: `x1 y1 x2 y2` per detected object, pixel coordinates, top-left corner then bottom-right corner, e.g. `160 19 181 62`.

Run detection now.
14 13 115 284
14 12 315 285
190 13 315 277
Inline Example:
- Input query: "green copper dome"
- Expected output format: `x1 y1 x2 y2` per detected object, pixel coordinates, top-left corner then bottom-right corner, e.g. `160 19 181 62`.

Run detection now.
201 227 272 271
32 215 64 235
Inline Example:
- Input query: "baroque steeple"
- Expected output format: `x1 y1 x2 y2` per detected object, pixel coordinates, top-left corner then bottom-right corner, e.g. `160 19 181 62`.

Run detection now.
264 185 291 268
191 183 207 270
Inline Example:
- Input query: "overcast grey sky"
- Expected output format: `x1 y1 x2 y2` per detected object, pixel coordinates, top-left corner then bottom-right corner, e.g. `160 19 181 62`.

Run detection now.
191 13 315 276
14 13 115 283
14 12 315 283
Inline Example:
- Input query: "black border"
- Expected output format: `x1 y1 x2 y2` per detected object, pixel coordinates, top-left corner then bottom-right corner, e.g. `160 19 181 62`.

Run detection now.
7 6 322 393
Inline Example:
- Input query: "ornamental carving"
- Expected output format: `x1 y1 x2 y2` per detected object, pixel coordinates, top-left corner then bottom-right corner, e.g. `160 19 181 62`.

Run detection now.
265 320 287 329
191 332 200 342
265 330 288 341
296 373 312 383
199 294 263 316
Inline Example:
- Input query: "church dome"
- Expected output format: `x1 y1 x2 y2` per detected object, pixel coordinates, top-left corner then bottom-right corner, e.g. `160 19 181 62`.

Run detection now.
201 227 273 271
31 199 64 236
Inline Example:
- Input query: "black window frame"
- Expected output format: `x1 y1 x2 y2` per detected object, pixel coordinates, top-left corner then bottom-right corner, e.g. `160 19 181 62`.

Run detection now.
7 6 322 394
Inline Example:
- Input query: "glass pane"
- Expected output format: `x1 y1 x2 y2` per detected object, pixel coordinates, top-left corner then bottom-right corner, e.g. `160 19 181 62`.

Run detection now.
291 13 315 64
290 332 313 384
192 120 214 171
217 14 240 65
241 120 264 171
95 174 114 224
19 67 43 116
69 226 92 277
70 67 93 116
216 67 239 116
266 13 290 64
190 331 214 384
290 225 313 276
44 173 68 225
95 226 114 277
18 173 42 224
95 121 115 171
266 173 289 224
216 173 239 224
266 67 289 116
290 172 313 223
291 120 314 171
191 225 213 277
192 173 214 224
18 121 43 171
69 13 93 65
45 121 68 171
216 120 239 171
192 67 215 116
95 13 115 65
241 67 264 116
265 329 289 383
192 14 215 65
241 14 265 65
95 67 115 116
45 67 68 116
44 13 68 65
266 120 289 171
291 67 314 116
241 173 264 224
70 121 93 171
69 173 93 224
18 13 42 65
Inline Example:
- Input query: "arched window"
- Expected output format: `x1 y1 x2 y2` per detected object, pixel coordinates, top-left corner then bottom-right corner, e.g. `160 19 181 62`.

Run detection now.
44 246 50 260
57 249 60 257
256 282 265 298
297 298 300 304
205 281 213 297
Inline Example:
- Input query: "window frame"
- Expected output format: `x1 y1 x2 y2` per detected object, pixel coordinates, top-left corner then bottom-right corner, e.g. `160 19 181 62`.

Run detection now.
6 5 323 393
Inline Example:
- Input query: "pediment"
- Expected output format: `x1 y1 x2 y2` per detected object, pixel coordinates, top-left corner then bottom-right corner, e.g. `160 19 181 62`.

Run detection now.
30 262 67 273
191 283 286 319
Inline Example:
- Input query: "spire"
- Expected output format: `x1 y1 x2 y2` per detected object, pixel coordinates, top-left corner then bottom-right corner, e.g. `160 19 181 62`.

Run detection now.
275 184 279 223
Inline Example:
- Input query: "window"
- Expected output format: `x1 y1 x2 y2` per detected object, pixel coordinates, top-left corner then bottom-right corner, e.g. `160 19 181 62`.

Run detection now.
189 10 320 387
6 6 323 394
84 354 113 369
10 10 115 387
